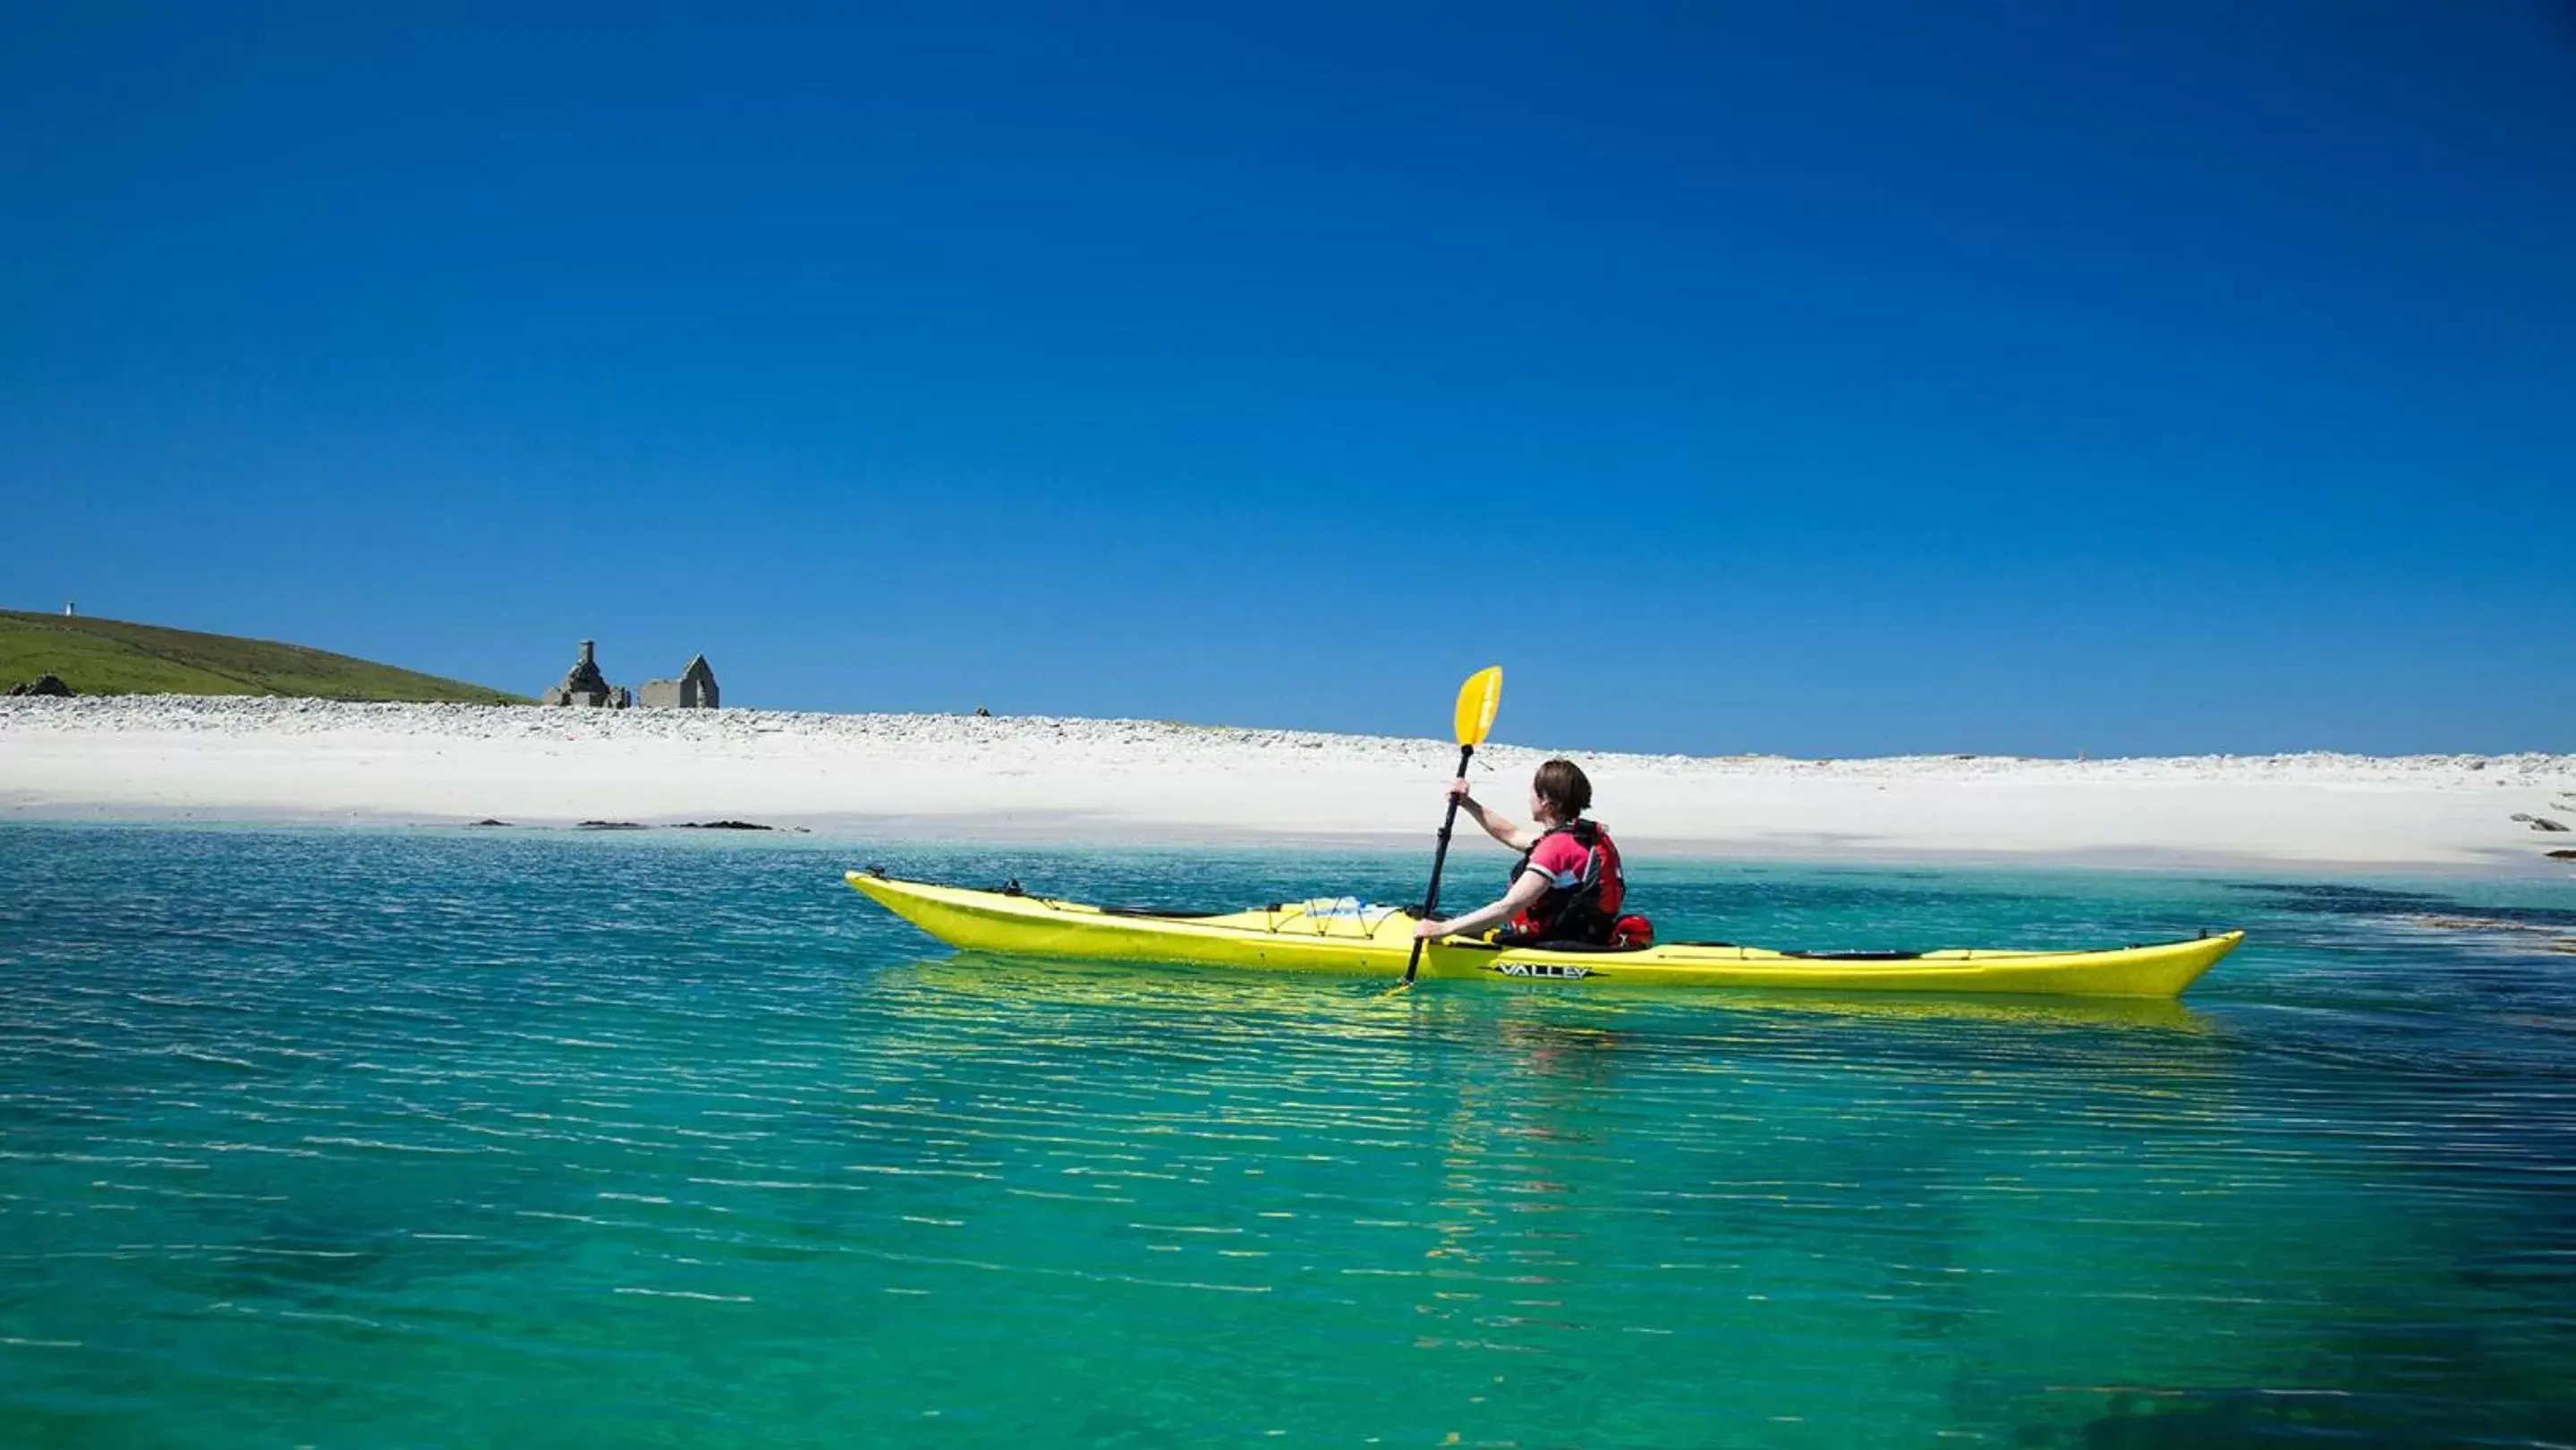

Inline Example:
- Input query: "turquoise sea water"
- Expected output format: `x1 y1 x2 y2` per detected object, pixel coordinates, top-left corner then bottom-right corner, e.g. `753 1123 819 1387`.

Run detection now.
3 823 2572 1447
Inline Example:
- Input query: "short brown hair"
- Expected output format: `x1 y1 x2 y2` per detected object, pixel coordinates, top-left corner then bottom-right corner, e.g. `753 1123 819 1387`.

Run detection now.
1532 758 1592 820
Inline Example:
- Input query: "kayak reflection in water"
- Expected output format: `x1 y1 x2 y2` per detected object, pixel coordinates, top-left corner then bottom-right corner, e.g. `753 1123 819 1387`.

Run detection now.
1412 758 1651 948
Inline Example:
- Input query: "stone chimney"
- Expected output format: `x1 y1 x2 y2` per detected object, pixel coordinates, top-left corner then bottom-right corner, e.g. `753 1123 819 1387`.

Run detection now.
541 639 617 706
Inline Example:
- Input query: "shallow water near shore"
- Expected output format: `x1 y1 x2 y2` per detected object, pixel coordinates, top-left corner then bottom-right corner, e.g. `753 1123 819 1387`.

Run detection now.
3 823 2572 1446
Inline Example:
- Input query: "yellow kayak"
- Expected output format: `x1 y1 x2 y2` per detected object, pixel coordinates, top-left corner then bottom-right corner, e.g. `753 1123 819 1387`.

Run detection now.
845 871 2240 998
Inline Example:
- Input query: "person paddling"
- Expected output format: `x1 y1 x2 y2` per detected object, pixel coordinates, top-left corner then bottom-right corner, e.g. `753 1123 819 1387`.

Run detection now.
1411 758 1642 947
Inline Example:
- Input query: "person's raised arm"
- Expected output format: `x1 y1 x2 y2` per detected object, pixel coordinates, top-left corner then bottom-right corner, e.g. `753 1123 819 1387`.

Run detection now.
1448 780 1542 851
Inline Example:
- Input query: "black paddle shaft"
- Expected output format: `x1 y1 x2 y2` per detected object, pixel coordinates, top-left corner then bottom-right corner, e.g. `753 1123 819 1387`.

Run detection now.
1402 744 1476 985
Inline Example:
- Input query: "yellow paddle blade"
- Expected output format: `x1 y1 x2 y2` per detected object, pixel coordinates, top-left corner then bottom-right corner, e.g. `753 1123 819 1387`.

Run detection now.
1452 666 1503 746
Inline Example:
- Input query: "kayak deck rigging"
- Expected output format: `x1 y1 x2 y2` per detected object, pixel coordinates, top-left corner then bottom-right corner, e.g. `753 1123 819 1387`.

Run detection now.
935 874 2119 963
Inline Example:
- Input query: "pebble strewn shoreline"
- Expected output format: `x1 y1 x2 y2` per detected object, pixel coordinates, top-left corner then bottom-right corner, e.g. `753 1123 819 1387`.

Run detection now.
2 695 2569 785
7 696 2572 870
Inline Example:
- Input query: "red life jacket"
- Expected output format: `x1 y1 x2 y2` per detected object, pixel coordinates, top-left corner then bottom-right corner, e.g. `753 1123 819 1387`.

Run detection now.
1503 819 1628 945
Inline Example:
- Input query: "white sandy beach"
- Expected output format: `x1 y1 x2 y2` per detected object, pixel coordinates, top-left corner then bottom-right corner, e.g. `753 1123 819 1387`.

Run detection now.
4 696 2572 873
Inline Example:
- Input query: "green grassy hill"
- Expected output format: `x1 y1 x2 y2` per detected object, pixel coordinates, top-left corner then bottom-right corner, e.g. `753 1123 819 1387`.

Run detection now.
0 610 528 704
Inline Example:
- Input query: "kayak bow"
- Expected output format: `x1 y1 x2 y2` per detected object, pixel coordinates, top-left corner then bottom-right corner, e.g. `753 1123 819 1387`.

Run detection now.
844 872 2239 998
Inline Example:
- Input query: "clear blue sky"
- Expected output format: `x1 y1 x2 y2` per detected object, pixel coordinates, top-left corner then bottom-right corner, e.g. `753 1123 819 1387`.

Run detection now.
5 3 2572 755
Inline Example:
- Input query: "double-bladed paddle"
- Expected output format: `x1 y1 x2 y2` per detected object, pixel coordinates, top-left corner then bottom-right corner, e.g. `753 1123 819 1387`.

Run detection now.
1401 665 1503 985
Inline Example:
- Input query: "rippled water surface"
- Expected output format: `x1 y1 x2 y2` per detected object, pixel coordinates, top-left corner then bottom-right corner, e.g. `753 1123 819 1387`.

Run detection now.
4 824 2573 1446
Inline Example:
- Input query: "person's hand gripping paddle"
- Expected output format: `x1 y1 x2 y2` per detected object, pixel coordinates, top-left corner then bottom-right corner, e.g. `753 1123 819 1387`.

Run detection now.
1401 666 1503 986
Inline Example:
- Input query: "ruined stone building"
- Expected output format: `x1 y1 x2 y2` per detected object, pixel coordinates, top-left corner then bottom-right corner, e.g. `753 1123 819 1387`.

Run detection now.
640 654 719 709
540 640 629 707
